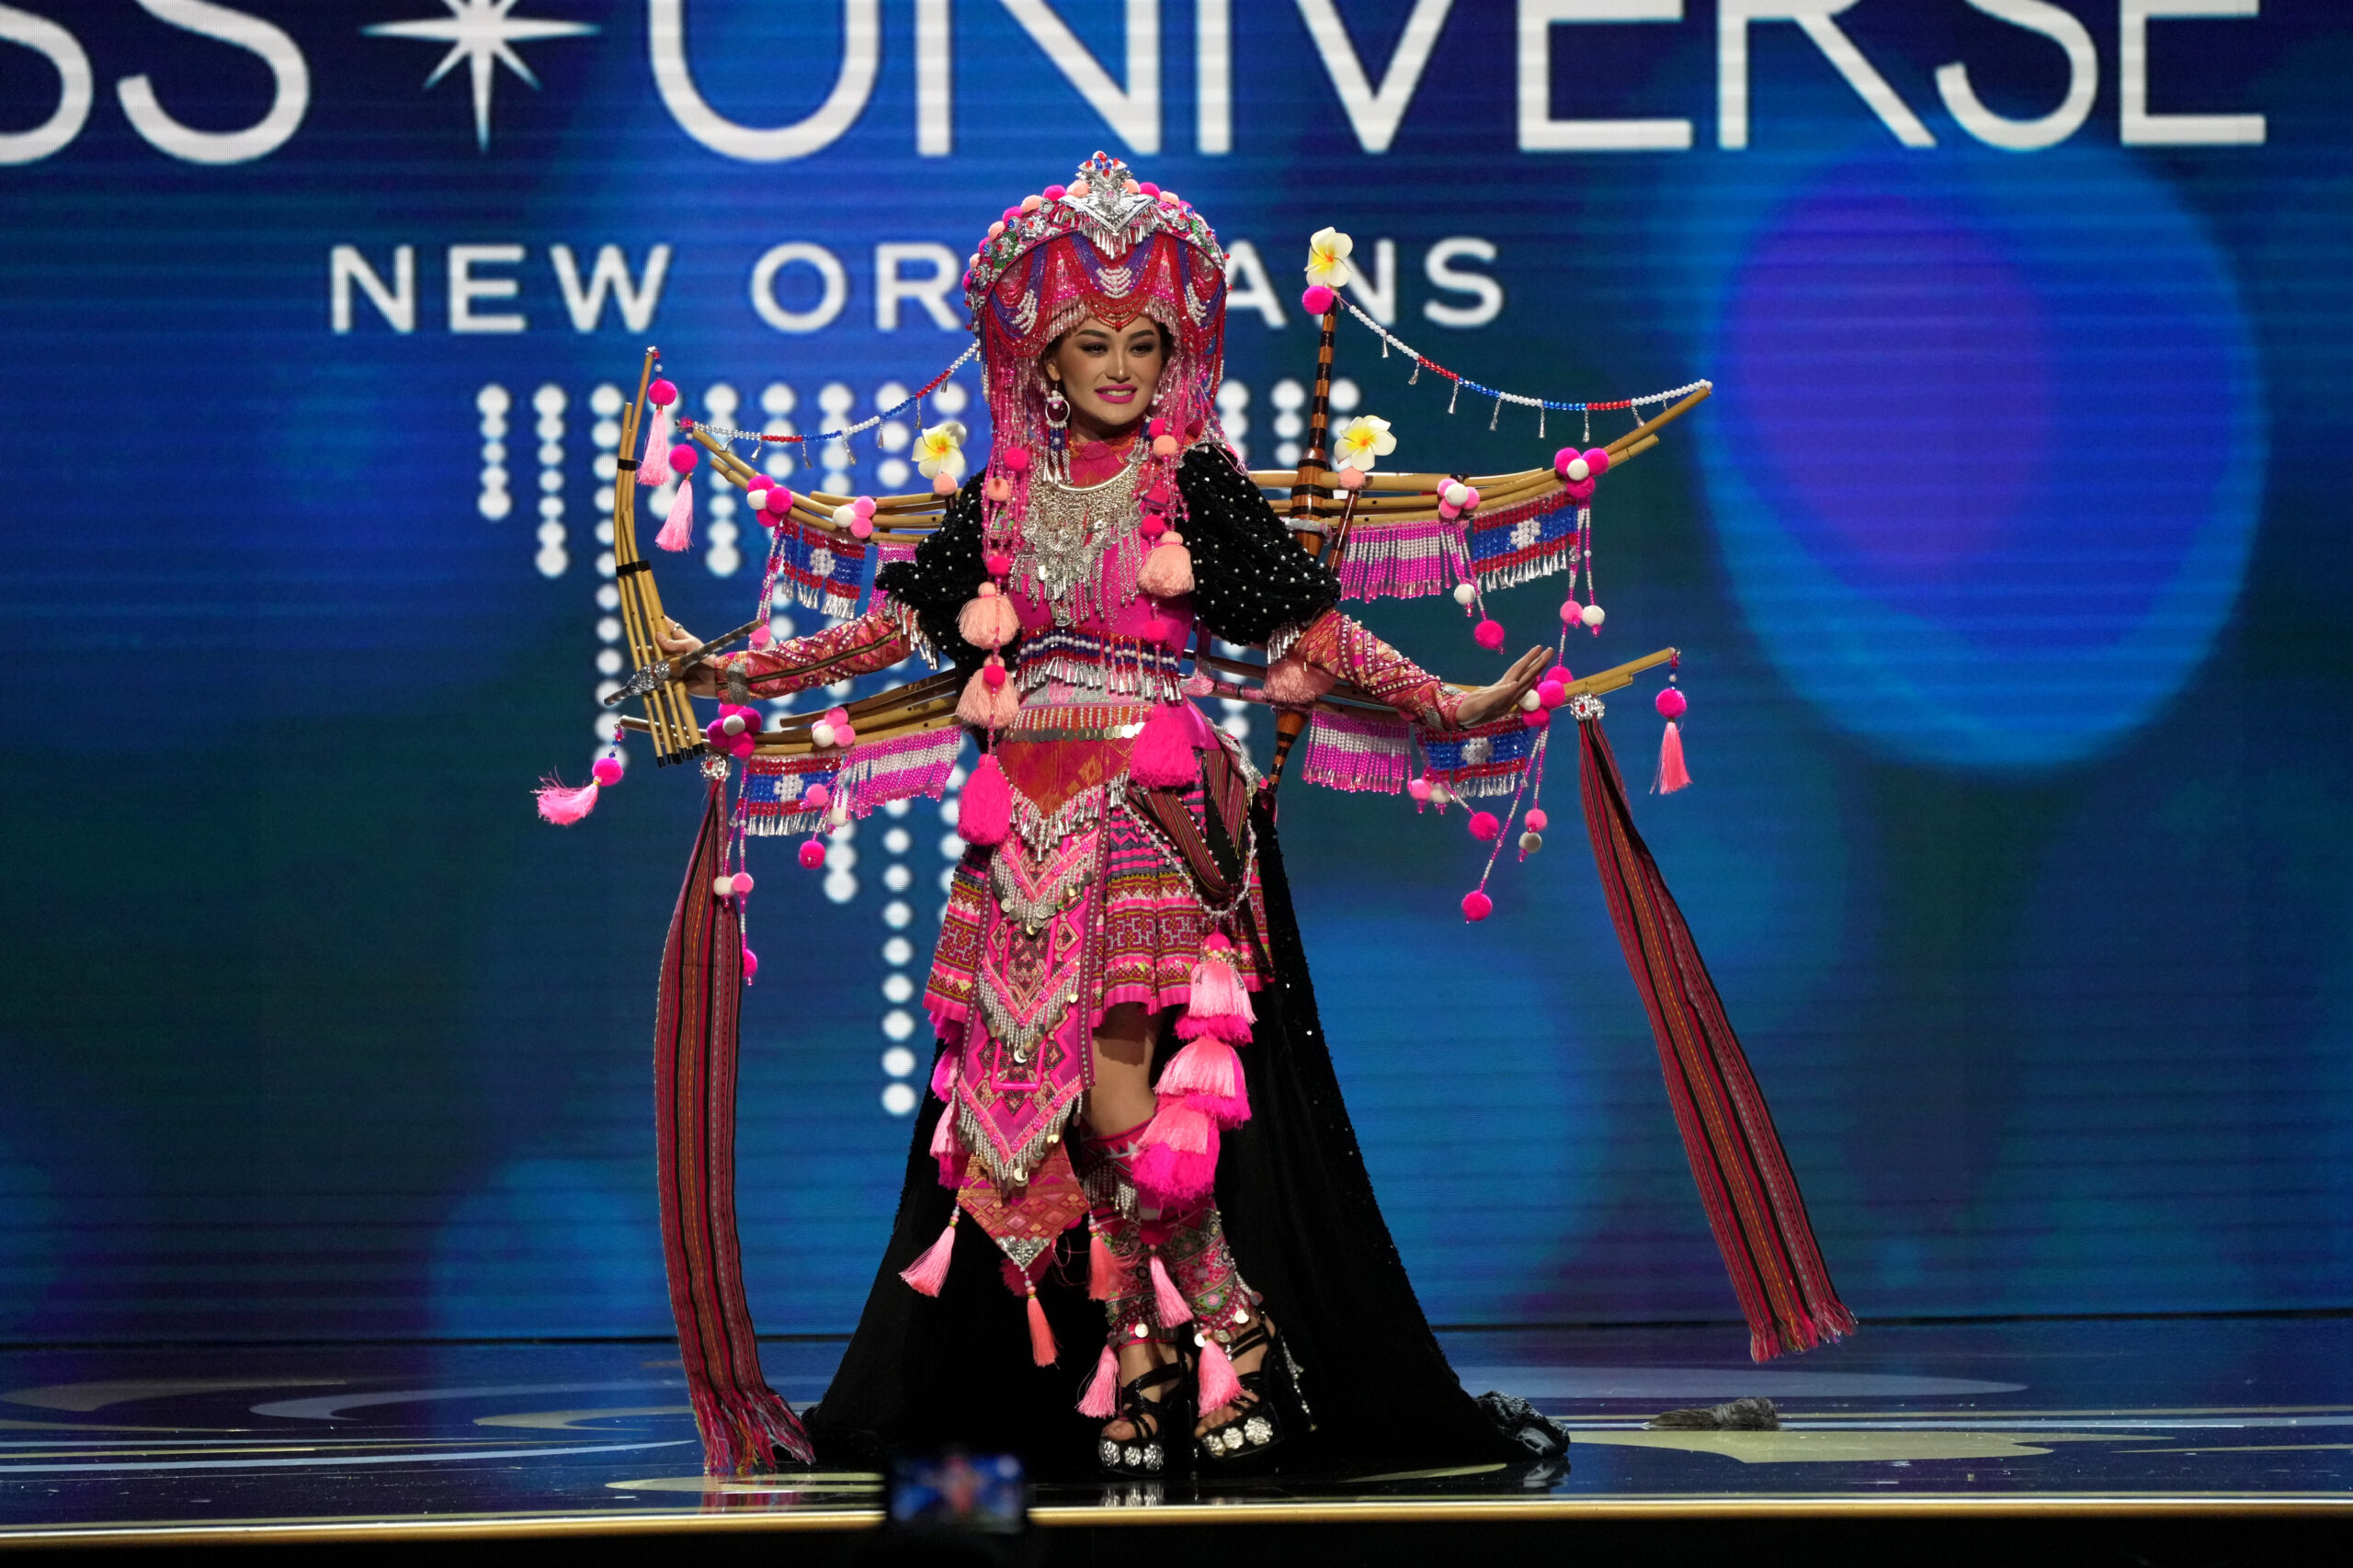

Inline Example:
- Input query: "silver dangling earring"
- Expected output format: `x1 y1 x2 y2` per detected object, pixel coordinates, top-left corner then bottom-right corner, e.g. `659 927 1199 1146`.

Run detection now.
1044 386 1070 430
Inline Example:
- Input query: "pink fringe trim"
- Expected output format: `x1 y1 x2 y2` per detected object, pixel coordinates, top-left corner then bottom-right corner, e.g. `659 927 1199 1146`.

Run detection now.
534 777 599 824
957 590 1019 651
898 1212 958 1296
1077 1342 1120 1418
929 1051 957 1101
1149 1255 1192 1326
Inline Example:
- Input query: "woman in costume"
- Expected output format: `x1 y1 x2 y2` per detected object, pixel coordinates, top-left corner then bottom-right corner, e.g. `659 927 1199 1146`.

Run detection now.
659 153 1553 1479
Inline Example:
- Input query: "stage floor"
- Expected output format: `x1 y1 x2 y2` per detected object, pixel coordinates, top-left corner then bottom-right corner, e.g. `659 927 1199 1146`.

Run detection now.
0 1316 2343 1546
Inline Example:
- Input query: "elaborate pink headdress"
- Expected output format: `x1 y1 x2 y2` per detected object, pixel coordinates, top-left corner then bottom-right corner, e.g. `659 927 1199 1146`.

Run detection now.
962 150 1230 479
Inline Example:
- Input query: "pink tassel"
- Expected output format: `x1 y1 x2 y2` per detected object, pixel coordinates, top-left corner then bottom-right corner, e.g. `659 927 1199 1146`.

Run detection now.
1027 1286 1058 1367
637 403 673 487
533 777 599 824
1149 1254 1192 1326
1138 532 1195 596
1176 935 1256 1043
1157 1037 1241 1100
958 754 1012 846
1088 1221 1123 1301
927 1100 962 1183
1263 655 1334 706
655 478 694 551
1129 702 1199 788
930 1052 957 1101
1656 721 1691 794
1133 1097 1220 1204
955 661 1020 728
956 586 1020 651
1197 1337 1242 1414
1077 1342 1120 1418
899 1211 959 1296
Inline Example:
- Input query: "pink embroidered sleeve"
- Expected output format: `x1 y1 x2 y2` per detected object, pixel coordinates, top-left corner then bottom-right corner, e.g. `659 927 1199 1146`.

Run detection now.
725 604 917 700
1284 608 1462 727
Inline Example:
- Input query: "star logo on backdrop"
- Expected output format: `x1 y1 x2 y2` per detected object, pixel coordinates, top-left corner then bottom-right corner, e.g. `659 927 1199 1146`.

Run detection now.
364 1 597 152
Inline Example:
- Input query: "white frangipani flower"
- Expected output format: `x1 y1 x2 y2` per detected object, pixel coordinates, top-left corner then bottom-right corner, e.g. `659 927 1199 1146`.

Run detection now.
914 419 969 480
1332 414 1395 472
1304 227 1354 289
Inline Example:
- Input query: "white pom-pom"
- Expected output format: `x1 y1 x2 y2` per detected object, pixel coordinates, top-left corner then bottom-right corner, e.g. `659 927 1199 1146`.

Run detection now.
1451 583 1477 608
811 721 837 748
1565 456 1590 483
1518 688 1541 711
831 503 856 527
1431 781 1457 806
722 713 746 735
1441 482 1470 507
1580 603 1606 628
712 876 736 898
1519 831 1543 853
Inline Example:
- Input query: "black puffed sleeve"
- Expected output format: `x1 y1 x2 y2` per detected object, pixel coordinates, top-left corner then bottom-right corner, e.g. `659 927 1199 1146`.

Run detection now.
1176 446 1341 647
874 472 990 667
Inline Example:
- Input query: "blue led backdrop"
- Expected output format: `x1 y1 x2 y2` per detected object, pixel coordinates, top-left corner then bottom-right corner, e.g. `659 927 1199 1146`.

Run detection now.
1 2 2345 1341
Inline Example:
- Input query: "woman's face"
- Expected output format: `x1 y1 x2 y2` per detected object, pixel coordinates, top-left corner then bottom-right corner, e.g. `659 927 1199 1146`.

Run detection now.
1043 315 1167 438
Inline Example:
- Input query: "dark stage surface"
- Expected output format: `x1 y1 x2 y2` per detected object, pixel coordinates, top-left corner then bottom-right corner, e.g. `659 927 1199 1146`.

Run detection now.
0 1317 2343 1547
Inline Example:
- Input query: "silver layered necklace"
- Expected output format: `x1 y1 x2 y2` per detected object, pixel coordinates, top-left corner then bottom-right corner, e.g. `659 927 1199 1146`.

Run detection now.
1013 439 1149 628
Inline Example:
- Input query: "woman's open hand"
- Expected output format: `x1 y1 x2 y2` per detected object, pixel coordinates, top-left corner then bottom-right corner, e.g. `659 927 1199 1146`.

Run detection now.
1450 645 1551 728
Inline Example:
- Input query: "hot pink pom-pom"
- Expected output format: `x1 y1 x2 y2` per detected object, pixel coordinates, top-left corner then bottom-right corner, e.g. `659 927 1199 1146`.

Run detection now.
852 495 875 517
1148 416 1168 438
798 839 825 869
984 551 1014 575
1553 448 1576 477
1461 890 1494 922
1561 599 1584 625
834 722 856 746
592 756 624 787
1407 777 1432 802
1140 514 1167 540
1547 665 1572 686
958 754 1012 846
1583 446 1610 476
1522 709 1550 729
745 473 771 495
981 663 1006 691
667 442 699 474
1468 811 1500 841
1524 808 1549 834
801 782 831 809
1537 679 1566 709
1077 1342 1120 1417
1149 1254 1192 1326
1655 687 1688 719
1001 447 1030 473
767 485 794 513
646 378 676 407
730 871 754 896
1129 703 1199 788
1472 619 1506 650
899 1213 958 1296
749 625 773 649
1043 183 1066 200
741 946 758 983
1137 180 1159 197
1302 284 1336 315
534 778 599 824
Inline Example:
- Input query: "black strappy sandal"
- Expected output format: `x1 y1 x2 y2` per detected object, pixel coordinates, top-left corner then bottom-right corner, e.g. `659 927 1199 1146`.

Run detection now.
1194 1316 1302 1466
1098 1352 1192 1478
